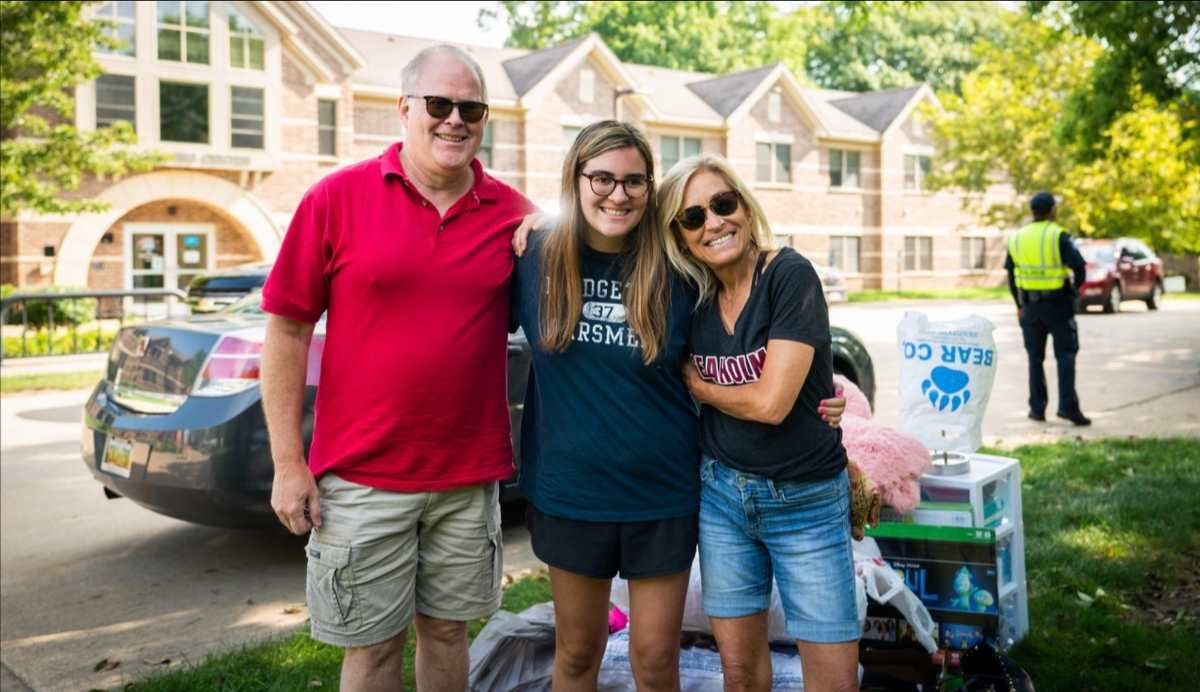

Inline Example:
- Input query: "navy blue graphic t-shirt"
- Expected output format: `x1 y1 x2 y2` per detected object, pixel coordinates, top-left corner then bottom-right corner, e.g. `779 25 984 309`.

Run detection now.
512 232 700 521
689 247 847 482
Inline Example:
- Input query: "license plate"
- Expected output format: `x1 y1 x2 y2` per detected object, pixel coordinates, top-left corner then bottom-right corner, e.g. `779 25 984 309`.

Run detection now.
101 437 134 478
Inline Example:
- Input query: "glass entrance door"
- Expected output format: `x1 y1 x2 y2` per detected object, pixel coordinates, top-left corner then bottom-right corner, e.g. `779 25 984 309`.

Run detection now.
126 224 213 315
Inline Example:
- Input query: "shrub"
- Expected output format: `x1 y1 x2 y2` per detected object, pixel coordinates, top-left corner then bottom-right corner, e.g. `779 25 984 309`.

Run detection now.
1 284 98 327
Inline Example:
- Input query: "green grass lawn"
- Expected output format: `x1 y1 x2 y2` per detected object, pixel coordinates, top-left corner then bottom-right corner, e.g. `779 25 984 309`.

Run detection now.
0 369 102 395
126 438 1198 691
848 286 1010 303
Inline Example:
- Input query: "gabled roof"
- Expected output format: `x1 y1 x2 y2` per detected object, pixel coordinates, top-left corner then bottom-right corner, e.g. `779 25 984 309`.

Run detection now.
623 63 722 123
338 27 527 103
502 36 590 97
829 85 923 132
686 65 778 118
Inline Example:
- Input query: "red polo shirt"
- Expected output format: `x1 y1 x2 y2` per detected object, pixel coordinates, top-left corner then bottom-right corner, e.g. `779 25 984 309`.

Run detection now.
262 142 535 492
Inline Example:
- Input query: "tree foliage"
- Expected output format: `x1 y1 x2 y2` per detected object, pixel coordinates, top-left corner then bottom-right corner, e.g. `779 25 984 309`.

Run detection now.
803 1 1011 94
478 1 791 75
1028 1 1200 156
924 13 1199 253
0 1 163 216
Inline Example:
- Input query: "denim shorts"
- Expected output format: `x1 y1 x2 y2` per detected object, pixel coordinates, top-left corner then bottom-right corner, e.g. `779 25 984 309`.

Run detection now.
698 457 859 643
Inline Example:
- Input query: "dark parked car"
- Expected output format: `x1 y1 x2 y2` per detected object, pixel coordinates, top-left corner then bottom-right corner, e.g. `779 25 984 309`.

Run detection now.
1075 238 1163 313
186 262 271 314
82 292 876 528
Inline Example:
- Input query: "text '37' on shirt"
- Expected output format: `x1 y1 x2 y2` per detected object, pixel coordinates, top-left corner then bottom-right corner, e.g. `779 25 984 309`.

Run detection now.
689 247 847 483
512 231 700 522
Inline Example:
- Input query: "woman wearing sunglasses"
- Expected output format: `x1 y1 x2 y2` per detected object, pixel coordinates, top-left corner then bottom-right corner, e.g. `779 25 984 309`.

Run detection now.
511 124 848 690
658 154 860 692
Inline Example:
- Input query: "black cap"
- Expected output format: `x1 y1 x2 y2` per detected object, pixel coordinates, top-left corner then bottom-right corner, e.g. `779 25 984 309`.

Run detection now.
1030 191 1056 215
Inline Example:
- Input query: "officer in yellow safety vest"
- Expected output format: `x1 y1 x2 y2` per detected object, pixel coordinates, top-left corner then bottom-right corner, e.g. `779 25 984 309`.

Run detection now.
1005 191 1091 426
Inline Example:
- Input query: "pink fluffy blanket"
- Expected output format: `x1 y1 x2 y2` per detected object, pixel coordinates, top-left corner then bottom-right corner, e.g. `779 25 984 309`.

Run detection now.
835 374 930 513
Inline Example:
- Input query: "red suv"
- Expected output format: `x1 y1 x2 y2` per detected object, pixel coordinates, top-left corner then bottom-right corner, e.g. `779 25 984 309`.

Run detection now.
1076 238 1163 313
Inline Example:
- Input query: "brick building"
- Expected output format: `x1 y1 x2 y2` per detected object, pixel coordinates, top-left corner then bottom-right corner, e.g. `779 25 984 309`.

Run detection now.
1 1 1011 295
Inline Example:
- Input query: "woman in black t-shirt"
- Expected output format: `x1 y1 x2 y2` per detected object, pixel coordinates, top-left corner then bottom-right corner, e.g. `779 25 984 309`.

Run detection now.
657 154 860 692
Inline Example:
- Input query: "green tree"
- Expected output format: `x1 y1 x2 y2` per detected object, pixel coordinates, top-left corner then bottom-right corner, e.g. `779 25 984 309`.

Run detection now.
478 1 801 76
0 1 163 216
924 13 1199 253
804 1 1013 94
1029 1 1200 156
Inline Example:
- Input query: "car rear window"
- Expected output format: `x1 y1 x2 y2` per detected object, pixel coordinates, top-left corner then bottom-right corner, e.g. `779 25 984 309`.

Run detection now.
1078 244 1114 264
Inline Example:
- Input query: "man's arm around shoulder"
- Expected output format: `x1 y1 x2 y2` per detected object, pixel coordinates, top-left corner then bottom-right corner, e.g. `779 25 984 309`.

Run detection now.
261 314 321 534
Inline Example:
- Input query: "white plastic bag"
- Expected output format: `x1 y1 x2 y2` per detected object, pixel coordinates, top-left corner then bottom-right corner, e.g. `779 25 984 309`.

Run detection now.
896 312 997 453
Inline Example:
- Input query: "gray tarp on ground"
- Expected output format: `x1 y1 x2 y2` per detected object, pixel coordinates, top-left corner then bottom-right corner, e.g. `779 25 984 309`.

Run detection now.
467 602 820 691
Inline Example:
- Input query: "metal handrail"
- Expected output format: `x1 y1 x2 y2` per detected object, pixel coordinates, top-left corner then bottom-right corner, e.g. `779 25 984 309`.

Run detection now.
1 288 189 359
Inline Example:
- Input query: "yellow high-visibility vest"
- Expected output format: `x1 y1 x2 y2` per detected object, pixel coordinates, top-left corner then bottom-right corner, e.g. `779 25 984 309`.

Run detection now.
1008 221 1071 291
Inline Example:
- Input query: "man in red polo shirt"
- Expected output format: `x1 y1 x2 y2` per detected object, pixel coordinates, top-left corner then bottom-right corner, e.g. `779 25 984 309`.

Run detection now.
260 45 533 691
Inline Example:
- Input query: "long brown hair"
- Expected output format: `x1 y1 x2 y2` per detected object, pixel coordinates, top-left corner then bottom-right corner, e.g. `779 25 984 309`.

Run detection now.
539 120 669 364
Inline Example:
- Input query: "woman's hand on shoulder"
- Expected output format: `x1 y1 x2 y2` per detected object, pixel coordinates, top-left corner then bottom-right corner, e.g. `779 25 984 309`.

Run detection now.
512 211 551 257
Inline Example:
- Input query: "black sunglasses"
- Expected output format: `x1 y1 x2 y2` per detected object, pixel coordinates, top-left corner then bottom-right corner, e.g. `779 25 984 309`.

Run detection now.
407 95 489 123
676 190 741 231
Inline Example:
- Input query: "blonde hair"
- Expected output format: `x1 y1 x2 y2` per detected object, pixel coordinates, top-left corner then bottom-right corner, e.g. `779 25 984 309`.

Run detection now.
656 154 775 306
539 120 669 364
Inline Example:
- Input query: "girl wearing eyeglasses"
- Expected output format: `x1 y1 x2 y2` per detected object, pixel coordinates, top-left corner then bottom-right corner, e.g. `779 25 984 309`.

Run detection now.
658 154 860 692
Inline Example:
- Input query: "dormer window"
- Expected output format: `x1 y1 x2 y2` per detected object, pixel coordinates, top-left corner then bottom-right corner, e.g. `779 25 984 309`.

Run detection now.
767 89 781 124
157 1 210 64
228 3 264 70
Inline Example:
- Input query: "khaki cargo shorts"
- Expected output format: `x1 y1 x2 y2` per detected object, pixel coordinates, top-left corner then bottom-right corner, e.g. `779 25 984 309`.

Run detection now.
305 474 503 648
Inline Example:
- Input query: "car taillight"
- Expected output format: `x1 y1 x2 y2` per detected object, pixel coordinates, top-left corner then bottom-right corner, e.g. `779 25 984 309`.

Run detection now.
193 335 263 396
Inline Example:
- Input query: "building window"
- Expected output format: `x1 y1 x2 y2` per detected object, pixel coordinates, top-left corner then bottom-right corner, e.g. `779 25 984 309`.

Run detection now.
159 81 208 143
563 126 581 150
96 74 136 131
904 236 933 272
756 142 791 184
157 0 210 64
95 1 136 57
230 86 264 149
318 99 336 157
579 69 594 104
830 149 860 188
905 154 931 190
228 3 264 70
478 122 493 168
767 90 782 123
829 235 861 273
961 237 986 270
661 135 701 173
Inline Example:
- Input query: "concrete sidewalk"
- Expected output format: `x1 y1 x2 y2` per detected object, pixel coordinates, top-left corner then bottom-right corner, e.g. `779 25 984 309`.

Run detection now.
0 353 107 376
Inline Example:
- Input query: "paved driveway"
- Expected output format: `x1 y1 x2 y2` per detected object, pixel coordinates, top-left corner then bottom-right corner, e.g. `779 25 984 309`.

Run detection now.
1 298 1196 690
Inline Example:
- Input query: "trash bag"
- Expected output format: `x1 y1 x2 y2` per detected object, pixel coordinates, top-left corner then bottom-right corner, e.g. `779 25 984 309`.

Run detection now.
897 312 997 453
598 629 814 690
467 602 557 691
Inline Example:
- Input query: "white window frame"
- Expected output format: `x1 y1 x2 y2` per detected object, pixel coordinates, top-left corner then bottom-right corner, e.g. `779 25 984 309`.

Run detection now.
961 236 987 271
905 153 932 191
829 235 861 274
904 236 934 272
660 134 701 173
756 141 792 184
95 1 137 57
479 122 494 168
156 0 212 65
230 85 264 149
227 1 264 70
318 98 337 157
829 149 861 189
96 74 137 131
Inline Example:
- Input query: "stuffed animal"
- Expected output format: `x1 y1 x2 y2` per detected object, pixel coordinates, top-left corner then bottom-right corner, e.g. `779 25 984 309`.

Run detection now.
836 374 930 516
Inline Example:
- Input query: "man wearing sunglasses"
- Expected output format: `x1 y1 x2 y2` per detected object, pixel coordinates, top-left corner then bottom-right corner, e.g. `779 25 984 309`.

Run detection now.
261 44 534 691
